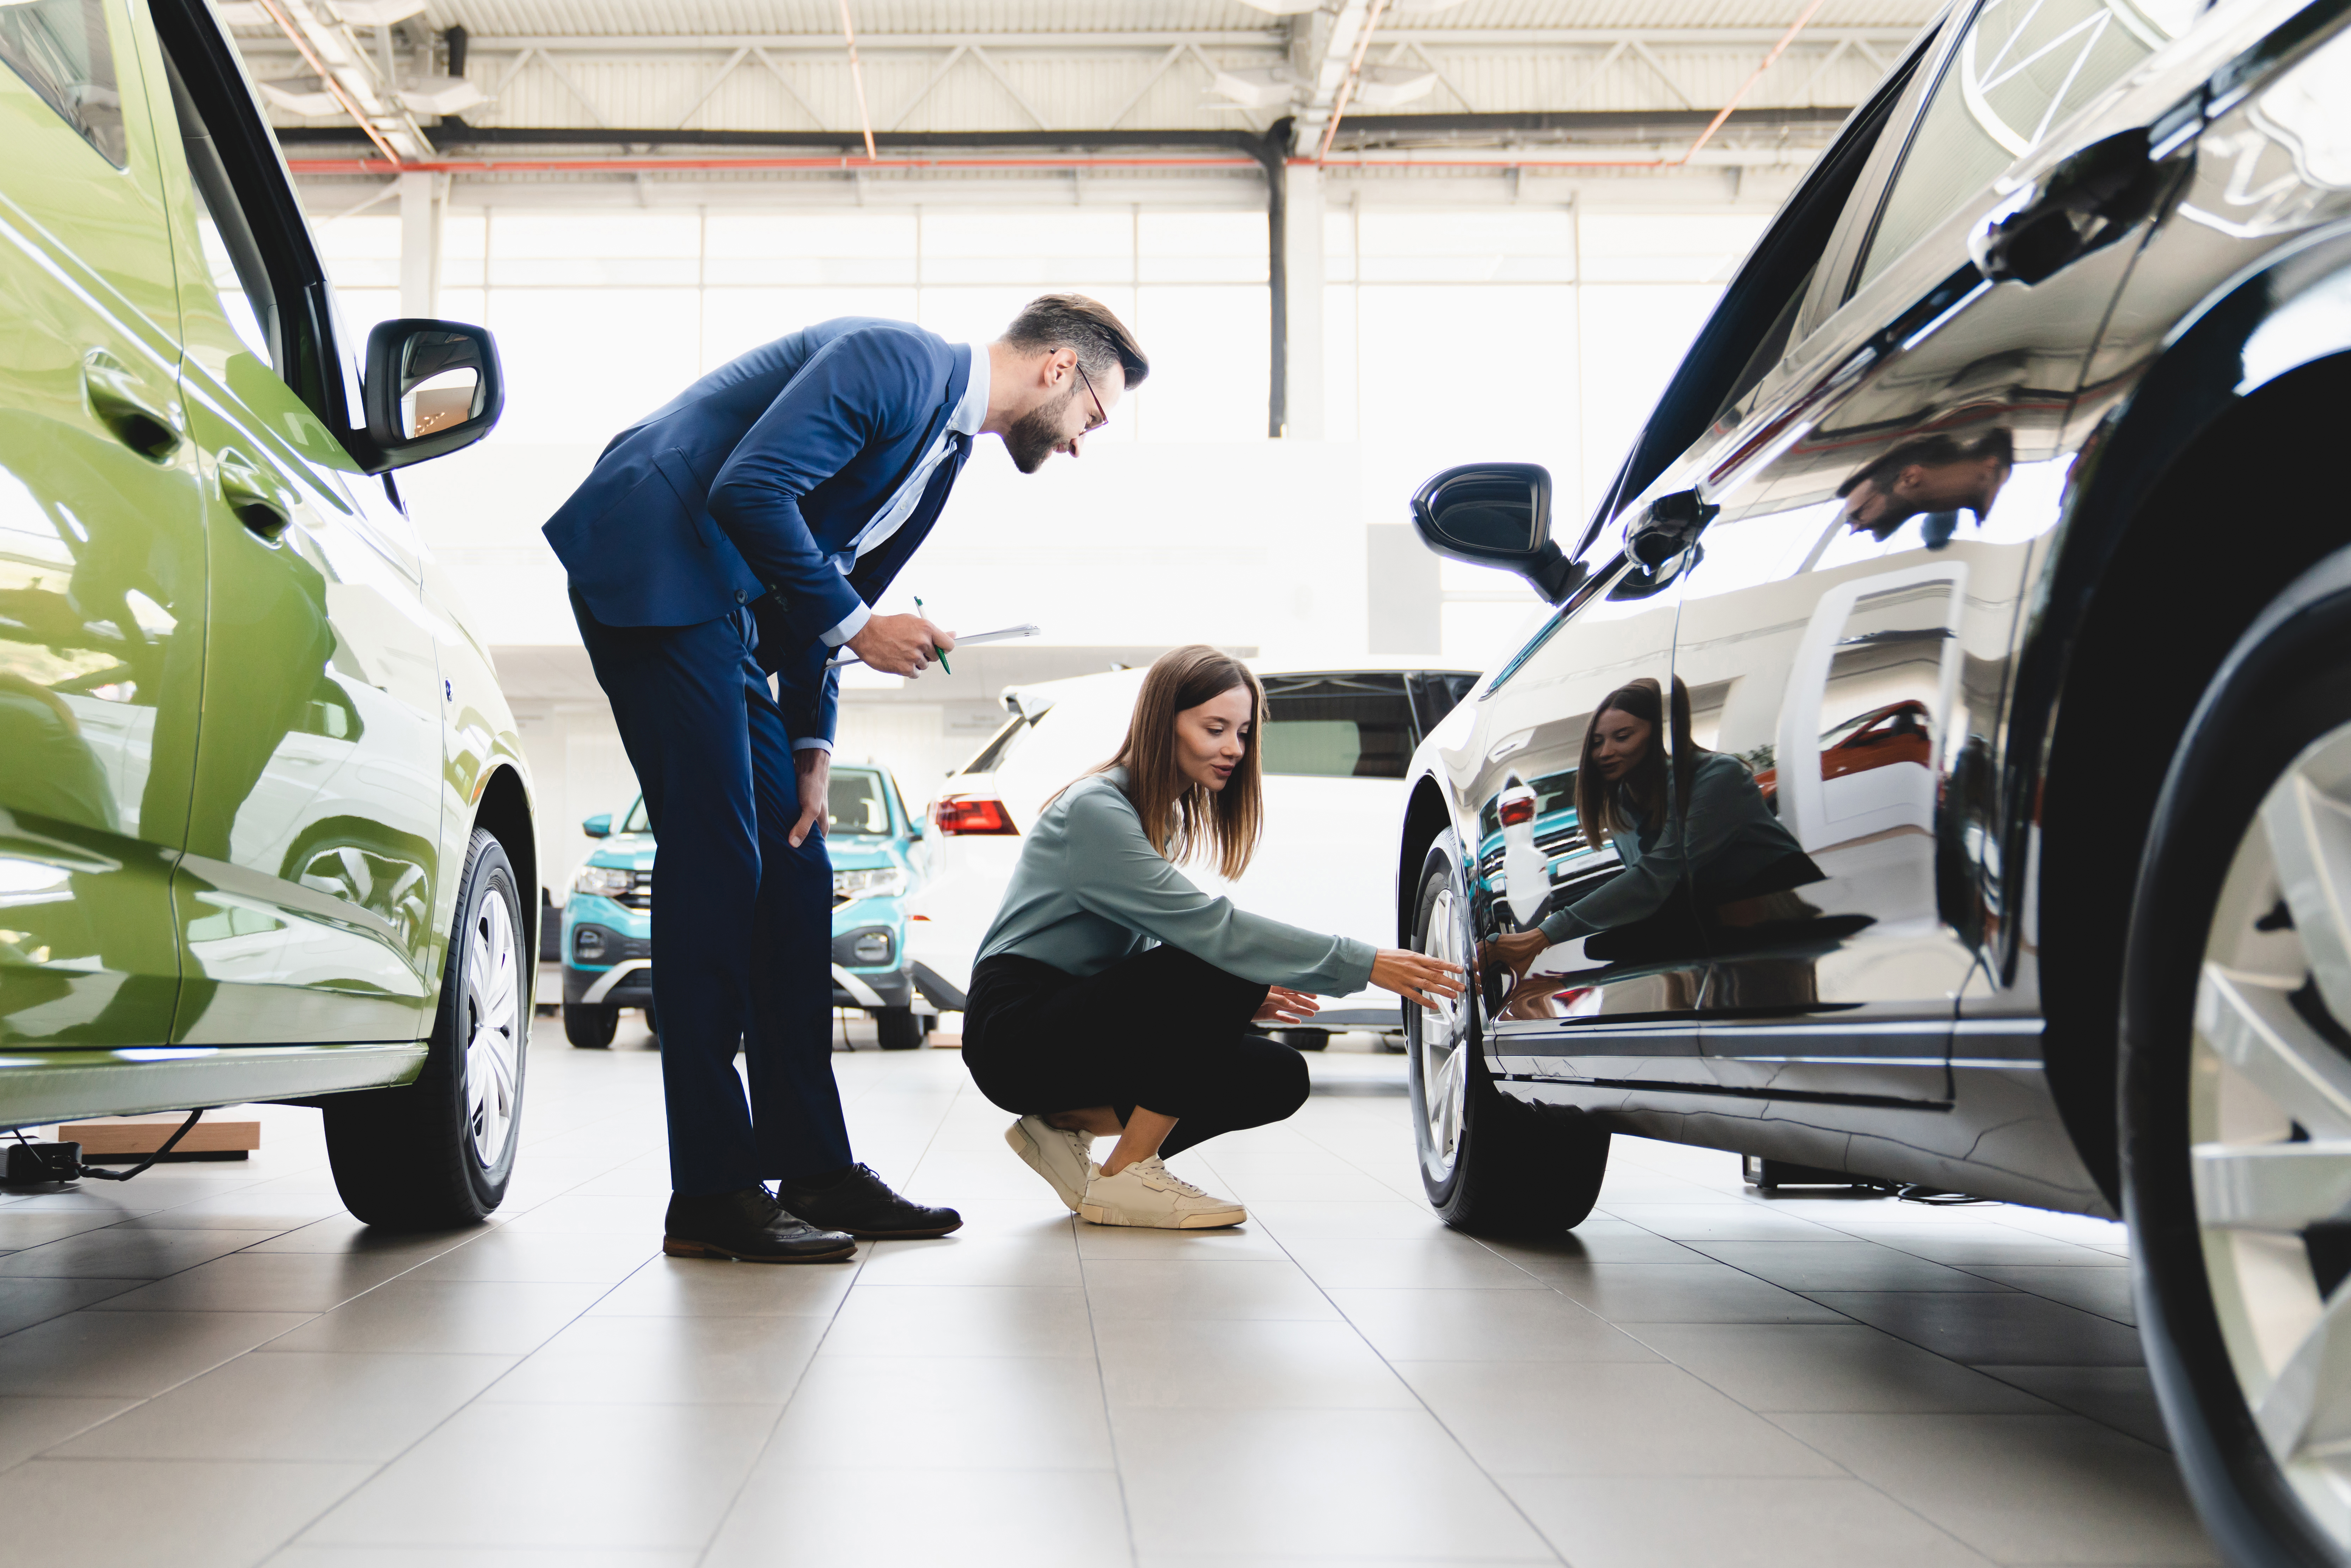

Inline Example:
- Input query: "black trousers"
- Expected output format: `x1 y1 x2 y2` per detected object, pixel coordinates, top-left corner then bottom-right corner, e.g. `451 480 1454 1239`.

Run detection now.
573 593 851 1195
962 947 1310 1159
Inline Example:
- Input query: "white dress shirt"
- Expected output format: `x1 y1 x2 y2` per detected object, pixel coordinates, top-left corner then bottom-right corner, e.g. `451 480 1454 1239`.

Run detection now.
791 347 986 756
819 345 989 650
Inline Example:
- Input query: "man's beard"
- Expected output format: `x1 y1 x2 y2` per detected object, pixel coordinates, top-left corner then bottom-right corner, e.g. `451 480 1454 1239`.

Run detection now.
1005 380 1081 473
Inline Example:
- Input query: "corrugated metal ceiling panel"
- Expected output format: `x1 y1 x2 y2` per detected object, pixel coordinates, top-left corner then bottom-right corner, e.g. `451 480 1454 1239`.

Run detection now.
361 0 1945 40
407 0 1284 39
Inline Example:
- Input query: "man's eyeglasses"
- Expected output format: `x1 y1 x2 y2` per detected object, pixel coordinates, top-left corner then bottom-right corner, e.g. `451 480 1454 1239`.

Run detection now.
1072 360 1108 434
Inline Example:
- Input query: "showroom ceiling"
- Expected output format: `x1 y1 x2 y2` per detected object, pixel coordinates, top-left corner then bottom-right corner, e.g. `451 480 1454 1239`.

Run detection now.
230 0 1942 200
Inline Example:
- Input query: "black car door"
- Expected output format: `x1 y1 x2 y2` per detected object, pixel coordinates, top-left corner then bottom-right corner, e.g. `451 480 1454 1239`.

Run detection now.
1662 0 2197 1131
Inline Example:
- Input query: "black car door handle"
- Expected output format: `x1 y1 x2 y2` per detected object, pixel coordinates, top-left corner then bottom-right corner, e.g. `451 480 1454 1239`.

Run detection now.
217 449 291 540
1627 488 1720 568
1969 98 2201 286
82 350 181 461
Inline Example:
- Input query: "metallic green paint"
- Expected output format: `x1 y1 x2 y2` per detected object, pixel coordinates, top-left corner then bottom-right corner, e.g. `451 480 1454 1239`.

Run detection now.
0 0 533 1133
0 1 201 1051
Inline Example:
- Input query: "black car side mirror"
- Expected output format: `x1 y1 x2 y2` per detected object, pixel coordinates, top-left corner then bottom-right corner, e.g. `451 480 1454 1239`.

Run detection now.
365 319 504 469
1409 462 1584 604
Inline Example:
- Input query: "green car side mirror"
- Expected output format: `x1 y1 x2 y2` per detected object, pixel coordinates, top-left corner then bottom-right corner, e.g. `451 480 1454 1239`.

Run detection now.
581 814 612 838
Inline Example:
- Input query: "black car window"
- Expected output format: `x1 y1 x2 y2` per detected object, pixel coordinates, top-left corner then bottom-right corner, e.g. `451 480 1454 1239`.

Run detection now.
1853 0 2186 293
149 0 349 437
0 0 125 166
1577 43 1927 557
958 713 1033 776
620 798 651 833
1260 673 1414 779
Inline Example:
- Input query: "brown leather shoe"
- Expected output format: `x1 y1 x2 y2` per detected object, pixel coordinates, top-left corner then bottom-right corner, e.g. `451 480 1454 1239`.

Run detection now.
663 1186 856 1262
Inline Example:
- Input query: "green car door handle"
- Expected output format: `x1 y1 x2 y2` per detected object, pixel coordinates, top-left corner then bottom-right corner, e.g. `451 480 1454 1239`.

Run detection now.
216 448 290 540
81 349 181 462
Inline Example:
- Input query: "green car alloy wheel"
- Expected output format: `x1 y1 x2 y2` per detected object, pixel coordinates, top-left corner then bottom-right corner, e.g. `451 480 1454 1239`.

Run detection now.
324 829 528 1229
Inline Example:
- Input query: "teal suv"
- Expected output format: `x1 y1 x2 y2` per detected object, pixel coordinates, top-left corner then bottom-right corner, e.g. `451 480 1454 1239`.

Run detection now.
562 765 935 1049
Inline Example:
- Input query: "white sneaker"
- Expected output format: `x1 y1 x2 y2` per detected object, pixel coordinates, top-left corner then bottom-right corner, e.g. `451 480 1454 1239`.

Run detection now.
1077 1157 1247 1230
1005 1115 1094 1212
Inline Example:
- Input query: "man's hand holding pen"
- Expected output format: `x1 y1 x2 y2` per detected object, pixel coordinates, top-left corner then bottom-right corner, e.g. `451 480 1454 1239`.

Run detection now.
847 612 955 676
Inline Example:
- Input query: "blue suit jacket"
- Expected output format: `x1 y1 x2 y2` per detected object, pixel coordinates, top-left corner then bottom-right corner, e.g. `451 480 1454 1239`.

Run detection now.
543 319 973 747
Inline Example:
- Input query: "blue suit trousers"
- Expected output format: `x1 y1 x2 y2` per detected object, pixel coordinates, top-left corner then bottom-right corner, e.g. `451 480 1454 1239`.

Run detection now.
572 593 854 1194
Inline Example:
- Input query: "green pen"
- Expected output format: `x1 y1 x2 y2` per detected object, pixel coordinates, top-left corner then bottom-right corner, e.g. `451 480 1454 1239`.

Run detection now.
915 596 950 674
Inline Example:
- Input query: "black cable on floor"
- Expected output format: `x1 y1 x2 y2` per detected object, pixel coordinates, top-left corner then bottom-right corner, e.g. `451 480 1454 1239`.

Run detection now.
78 1108 204 1182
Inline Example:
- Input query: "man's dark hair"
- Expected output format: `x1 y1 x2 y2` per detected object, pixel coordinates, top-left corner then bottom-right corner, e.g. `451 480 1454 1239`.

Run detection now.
1837 427 2014 499
1001 294 1149 389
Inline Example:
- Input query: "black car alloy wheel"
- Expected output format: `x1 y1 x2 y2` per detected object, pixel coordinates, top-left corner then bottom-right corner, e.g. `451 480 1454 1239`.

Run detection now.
324 828 528 1229
2125 548 2351 1567
1407 835 1609 1236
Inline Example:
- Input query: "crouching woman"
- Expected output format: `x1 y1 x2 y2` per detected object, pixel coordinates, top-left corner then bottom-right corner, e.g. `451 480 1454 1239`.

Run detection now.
961 645 1463 1230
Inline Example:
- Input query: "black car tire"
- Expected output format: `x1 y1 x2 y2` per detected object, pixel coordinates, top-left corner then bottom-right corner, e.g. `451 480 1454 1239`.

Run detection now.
2123 547 2351 1568
876 1007 923 1050
644 1003 660 1048
1279 1029 1328 1052
325 828 528 1230
1407 837 1609 1236
564 1002 617 1049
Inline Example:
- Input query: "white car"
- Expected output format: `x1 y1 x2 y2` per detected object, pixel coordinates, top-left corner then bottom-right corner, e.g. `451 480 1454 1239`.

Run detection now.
904 659 1479 1048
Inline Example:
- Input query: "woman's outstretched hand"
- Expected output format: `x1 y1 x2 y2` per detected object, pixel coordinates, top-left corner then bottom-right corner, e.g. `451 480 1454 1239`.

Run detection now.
1253 986 1321 1026
1370 949 1467 1012
1480 927 1551 980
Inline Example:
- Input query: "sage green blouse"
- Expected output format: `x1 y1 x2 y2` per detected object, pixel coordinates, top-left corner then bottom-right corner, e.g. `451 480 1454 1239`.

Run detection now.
975 767 1377 994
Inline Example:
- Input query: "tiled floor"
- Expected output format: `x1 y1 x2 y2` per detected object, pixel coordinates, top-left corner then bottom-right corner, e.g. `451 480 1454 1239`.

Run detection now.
0 1016 2219 1568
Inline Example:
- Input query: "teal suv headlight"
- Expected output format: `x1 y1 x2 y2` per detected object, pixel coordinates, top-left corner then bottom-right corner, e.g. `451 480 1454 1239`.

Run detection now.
833 866 907 902
573 865 633 899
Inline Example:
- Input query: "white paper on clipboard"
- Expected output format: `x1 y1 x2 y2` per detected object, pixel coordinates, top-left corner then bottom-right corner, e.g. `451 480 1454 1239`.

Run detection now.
827 623 1041 669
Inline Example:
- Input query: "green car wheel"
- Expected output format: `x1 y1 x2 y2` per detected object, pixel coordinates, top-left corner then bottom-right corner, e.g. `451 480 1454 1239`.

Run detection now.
324 829 528 1229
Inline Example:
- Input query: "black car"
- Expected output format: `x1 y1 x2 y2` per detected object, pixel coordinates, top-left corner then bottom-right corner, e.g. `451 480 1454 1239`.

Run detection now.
1394 0 2351 1561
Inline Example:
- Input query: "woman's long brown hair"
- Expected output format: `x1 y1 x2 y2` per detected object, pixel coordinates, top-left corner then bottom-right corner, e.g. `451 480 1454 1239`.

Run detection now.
1575 676 1703 851
1090 645 1266 881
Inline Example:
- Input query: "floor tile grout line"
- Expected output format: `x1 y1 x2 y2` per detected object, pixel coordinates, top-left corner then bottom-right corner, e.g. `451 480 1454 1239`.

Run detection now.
238 1250 659 1566
1579 1196 2169 1447
683 1074 948 1568
1076 1219 1144 1567
7 1132 655 1521
1225 1157 1576 1568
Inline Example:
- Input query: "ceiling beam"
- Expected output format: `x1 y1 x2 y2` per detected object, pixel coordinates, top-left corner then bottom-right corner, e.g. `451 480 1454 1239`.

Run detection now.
226 27 1923 55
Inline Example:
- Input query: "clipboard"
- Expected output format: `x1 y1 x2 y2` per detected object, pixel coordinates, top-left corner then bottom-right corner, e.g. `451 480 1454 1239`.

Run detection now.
827 623 1041 670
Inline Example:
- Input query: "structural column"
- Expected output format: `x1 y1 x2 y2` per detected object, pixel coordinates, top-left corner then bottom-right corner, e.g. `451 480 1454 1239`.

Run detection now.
1281 159 1326 440
398 169 444 319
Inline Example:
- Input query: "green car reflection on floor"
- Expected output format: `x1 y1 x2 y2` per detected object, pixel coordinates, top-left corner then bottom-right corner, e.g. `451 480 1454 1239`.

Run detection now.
560 764 941 1050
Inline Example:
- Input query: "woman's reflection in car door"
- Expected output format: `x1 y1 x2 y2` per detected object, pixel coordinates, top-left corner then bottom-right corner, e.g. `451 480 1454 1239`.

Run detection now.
1462 527 1716 1086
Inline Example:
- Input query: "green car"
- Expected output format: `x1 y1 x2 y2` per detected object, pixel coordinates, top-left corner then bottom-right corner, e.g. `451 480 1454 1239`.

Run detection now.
559 766 937 1051
0 0 535 1227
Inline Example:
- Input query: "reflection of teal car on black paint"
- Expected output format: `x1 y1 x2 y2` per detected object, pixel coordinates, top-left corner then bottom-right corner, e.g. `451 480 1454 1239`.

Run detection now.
1473 767 1619 928
560 765 936 1050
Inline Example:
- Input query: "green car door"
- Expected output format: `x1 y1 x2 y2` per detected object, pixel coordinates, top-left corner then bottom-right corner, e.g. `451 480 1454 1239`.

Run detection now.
144 43 444 1045
0 0 202 1048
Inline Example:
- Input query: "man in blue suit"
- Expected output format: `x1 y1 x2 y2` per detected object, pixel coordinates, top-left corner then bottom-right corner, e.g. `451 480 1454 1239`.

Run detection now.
544 296 1149 1261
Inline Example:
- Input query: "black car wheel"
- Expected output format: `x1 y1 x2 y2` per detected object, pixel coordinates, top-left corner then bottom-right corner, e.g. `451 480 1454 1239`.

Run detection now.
325 828 528 1229
2125 549 2351 1567
1279 1029 1328 1052
876 1007 923 1050
1407 836 1609 1236
564 1001 617 1049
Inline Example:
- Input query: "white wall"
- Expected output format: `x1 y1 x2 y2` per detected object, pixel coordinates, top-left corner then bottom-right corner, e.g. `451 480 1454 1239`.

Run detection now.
355 197 1771 876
